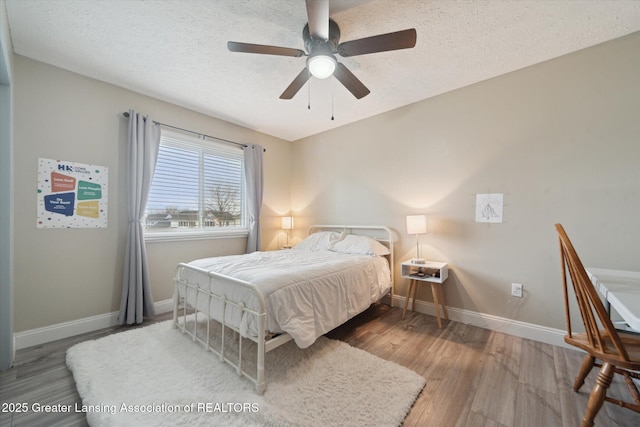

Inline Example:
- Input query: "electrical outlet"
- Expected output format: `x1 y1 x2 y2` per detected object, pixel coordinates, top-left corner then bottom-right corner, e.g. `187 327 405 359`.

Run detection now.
512 283 523 298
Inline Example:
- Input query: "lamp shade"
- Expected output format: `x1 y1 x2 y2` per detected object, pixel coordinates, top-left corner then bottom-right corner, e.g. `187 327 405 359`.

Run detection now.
406 215 427 235
281 216 294 230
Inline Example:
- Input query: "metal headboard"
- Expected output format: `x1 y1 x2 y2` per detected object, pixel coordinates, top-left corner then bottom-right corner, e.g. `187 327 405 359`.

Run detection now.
308 225 395 305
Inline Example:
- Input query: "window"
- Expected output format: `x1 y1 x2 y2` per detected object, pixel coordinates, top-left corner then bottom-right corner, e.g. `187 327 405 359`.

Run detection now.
145 130 247 239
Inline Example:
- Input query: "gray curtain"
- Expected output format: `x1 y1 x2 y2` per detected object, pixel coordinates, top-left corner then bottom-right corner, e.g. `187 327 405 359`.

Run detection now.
244 144 264 253
118 110 161 325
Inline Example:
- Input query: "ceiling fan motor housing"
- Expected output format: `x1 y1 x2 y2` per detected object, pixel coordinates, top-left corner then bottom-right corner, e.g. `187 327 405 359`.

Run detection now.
303 18 341 54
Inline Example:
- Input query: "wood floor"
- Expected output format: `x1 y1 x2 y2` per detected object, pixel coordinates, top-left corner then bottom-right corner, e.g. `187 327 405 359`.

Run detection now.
2 306 639 426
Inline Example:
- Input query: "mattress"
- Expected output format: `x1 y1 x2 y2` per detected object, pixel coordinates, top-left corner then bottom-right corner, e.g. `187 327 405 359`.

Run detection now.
175 249 391 348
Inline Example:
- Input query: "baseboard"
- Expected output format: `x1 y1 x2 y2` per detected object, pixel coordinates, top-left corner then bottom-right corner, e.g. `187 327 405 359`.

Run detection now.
14 299 174 350
392 295 572 350
16 296 570 351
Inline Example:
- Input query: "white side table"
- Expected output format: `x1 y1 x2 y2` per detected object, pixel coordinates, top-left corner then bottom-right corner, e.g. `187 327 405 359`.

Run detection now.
401 260 449 328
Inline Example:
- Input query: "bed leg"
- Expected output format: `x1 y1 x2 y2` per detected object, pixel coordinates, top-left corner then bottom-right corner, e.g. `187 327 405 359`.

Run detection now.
220 296 226 362
256 312 266 395
256 335 265 394
172 287 178 329
237 334 243 376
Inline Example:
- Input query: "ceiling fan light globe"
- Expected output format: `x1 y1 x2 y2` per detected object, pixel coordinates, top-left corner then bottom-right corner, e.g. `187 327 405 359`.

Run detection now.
308 54 336 79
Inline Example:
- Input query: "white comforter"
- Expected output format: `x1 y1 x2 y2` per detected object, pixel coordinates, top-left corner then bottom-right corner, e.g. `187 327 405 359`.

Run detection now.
176 249 391 348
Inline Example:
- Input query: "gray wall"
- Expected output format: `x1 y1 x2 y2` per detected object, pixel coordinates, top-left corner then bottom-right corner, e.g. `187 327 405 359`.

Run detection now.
12 56 292 332
291 32 640 330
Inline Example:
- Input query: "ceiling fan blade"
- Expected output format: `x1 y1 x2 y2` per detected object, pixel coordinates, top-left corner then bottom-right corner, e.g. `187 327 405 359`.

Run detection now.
305 0 329 41
337 28 417 57
280 68 311 99
228 41 305 57
333 63 370 99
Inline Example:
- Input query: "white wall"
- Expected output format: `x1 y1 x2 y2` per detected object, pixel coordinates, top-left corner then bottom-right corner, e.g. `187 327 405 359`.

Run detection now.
291 32 640 330
12 56 292 332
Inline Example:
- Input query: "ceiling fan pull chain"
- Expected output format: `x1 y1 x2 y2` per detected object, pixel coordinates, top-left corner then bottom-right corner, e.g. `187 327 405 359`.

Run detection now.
331 78 335 121
307 70 311 110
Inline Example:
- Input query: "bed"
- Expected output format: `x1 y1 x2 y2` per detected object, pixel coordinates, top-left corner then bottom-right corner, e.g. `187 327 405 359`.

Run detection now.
172 225 394 394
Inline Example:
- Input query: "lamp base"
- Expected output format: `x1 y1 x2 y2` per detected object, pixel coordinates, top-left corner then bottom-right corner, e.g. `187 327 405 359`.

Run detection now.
411 258 426 264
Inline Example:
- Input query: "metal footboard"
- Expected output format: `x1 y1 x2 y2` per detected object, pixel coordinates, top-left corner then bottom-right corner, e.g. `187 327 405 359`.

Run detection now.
173 263 292 394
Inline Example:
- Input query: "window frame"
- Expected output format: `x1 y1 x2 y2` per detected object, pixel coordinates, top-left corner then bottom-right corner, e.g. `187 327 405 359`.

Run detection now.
144 129 249 243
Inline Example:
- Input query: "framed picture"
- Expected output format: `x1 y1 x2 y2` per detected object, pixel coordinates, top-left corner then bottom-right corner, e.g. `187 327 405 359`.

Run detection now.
475 193 503 223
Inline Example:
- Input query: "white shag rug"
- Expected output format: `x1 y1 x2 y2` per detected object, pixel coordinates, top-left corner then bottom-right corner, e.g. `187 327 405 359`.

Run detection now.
66 319 425 427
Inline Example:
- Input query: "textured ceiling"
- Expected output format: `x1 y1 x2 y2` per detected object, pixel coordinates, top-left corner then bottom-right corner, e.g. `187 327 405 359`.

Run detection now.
6 0 640 141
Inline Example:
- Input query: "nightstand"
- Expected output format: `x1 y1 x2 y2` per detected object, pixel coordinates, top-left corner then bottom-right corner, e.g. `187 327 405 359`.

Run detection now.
401 260 449 328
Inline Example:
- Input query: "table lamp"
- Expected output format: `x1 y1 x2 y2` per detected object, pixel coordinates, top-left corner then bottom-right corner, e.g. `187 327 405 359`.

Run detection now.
281 216 294 248
406 214 427 264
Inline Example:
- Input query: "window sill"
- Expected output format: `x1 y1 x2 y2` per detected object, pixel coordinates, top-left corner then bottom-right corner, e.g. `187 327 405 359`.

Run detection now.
144 229 249 243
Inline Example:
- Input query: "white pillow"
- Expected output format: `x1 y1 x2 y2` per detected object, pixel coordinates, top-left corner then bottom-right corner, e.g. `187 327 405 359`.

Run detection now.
329 234 390 256
293 231 342 251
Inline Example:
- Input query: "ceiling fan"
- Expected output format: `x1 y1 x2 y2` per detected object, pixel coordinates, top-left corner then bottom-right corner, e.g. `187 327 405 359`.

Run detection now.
227 0 417 100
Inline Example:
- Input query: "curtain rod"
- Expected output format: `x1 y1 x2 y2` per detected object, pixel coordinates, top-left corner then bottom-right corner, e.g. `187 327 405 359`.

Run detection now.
122 112 265 152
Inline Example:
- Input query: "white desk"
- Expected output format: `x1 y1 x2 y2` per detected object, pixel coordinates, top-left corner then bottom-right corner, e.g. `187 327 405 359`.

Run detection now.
586 268 640 331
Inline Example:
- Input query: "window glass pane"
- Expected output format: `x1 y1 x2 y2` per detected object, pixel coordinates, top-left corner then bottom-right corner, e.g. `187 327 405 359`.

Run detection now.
145 131 246 234
203 154 244 228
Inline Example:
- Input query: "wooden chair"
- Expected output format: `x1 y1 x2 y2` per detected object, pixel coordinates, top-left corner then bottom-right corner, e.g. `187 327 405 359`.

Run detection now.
555 224 640 427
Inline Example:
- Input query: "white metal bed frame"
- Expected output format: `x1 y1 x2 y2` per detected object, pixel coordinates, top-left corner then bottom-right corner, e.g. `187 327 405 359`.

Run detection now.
172 225 394 394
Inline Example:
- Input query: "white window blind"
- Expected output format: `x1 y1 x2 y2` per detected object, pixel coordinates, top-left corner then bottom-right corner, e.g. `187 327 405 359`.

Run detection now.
145 130 246 237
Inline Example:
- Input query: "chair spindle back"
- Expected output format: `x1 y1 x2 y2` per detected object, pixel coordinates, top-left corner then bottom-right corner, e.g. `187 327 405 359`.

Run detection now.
555 224 630 361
